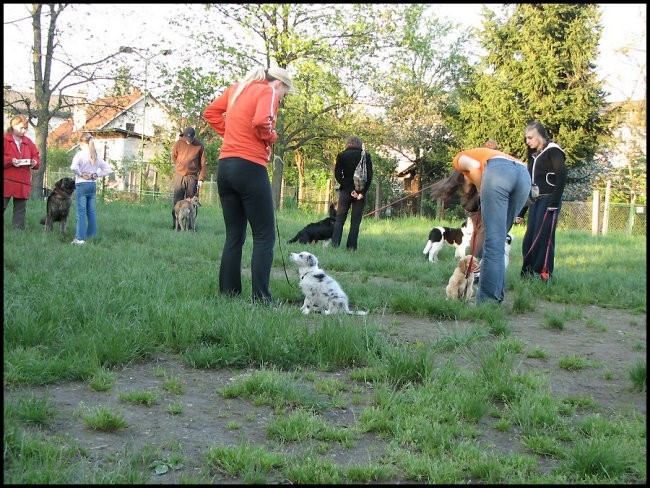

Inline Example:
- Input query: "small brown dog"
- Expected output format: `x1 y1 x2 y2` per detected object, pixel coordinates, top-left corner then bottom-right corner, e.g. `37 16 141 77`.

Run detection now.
174 195 200 231
445 255 480 300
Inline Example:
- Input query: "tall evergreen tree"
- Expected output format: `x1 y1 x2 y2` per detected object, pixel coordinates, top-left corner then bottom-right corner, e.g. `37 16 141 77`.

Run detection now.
459 4 611 200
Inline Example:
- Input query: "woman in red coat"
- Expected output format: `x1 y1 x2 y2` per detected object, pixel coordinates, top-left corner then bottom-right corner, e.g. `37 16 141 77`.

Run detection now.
4 114 41 229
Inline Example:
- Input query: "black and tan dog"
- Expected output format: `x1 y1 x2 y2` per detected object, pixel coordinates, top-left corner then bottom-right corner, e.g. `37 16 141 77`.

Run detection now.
287 203 336 245
41 177 76 235
174 195 200 231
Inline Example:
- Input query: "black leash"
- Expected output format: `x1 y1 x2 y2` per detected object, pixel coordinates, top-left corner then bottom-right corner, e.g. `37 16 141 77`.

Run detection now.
275 215 294 288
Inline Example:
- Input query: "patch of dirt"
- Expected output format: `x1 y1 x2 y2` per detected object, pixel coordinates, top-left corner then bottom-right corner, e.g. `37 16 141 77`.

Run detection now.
4 302 645 483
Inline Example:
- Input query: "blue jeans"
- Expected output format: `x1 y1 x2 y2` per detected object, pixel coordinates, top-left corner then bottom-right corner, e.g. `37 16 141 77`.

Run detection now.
75 182 98 240
217 157 275 302
477 158 531 303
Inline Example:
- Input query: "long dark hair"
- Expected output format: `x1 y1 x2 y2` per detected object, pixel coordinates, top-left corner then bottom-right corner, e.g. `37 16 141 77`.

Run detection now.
525 121 550 160
429 170 479 212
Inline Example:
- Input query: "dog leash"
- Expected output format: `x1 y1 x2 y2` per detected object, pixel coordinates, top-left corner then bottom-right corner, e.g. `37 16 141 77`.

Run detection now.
275 219 295 288
540 210 558 281
523 209 550 259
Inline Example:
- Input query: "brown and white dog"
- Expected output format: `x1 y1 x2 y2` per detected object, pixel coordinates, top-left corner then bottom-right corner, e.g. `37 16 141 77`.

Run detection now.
446 254 481 300
423 217 473 262
174 195 200 231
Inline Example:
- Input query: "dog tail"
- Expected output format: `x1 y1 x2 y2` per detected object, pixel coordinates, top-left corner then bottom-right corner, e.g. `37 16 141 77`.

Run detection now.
287 235 298 244
346 310 367 316
40 217 46 225
423 241 432 254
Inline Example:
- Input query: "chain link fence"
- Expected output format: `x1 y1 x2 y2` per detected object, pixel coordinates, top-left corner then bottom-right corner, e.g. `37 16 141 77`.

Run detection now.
45 171 645 237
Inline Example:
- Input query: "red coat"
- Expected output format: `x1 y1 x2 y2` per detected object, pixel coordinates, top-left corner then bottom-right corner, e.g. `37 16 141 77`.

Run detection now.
3 132 41 199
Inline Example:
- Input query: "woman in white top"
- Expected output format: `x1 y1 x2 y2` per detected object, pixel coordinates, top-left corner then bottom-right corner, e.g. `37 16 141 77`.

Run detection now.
69 132 113 244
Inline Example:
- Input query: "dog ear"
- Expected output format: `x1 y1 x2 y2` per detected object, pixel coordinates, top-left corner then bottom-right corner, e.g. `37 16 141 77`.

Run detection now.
308 254 317 267
55 179 63 190
458 257 468 273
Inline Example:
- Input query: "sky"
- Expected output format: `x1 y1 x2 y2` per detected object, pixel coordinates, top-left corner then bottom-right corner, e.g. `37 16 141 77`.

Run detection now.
3 3 647 103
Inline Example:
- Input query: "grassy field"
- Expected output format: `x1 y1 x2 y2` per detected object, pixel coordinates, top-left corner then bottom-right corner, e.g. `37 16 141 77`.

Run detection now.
3 199 646 483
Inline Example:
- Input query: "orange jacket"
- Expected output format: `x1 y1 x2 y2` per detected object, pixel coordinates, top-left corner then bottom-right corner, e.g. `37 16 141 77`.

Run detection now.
203 81 281 166
453 148 524 187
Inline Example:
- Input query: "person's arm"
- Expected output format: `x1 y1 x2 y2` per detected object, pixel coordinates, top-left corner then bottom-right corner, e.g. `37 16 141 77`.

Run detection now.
171 141 179 164
252 87 279 144
198 145 207 182
203 87 230 136
70 152 82 177
27 138 41 170
547 148 567 210
96 156 113 178
334 153 345 185
456 154 483 191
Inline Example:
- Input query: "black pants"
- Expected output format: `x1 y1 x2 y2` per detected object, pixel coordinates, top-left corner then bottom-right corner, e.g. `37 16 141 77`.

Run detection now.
3 197 27 229
172 173 198 229
217 158 275 302
331 190 366 250
521 196 561 278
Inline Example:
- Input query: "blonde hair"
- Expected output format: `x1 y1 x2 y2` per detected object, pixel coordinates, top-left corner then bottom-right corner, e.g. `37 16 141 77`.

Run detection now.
228 68 267 110
79 132 97 165
227 66 292 110
6 114 28 133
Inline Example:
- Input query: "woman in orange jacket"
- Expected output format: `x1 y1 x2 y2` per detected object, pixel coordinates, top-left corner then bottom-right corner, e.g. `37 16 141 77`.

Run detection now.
204 66 293 305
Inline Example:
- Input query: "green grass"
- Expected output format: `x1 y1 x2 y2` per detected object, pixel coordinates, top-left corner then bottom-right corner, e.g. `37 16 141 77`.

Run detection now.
3 200 647 484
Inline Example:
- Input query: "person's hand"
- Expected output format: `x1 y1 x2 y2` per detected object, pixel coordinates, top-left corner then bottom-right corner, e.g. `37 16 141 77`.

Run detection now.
82 172 92 180
12 158 19 167
515 216 524 224
547 207 557 212
30 159 37 168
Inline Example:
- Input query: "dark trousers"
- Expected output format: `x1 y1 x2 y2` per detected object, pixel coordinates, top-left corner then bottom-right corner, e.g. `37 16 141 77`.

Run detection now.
3 197 27 229
331 190 366 250
172 173 198 229
521 196 562 278
217 158 275 302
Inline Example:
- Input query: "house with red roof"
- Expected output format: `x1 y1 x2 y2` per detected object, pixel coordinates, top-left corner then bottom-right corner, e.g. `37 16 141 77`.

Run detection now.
46 86 174 191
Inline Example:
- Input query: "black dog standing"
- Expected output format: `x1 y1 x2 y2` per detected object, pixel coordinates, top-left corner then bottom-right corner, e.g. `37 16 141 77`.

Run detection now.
41 177 76 235
287 203 336 245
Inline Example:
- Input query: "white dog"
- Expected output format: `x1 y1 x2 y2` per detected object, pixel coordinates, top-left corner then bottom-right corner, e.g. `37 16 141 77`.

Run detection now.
446 255 481 300
423 217 473 262
504 233 513 267
290 251 367 315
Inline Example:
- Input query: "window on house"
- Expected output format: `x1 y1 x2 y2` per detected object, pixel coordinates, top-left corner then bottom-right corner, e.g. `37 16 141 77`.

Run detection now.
126 123 135 132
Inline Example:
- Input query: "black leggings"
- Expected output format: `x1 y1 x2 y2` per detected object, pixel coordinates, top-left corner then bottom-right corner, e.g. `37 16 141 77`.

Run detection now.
217 157 275 302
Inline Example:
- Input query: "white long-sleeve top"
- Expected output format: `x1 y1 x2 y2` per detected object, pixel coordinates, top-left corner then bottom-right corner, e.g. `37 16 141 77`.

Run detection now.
70 146 113 184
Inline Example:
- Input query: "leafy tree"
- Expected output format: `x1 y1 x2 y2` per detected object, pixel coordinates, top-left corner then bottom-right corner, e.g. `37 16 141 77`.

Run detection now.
3 4 129 200
458 4 611 200
374 4 472 214
172 3 406 209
